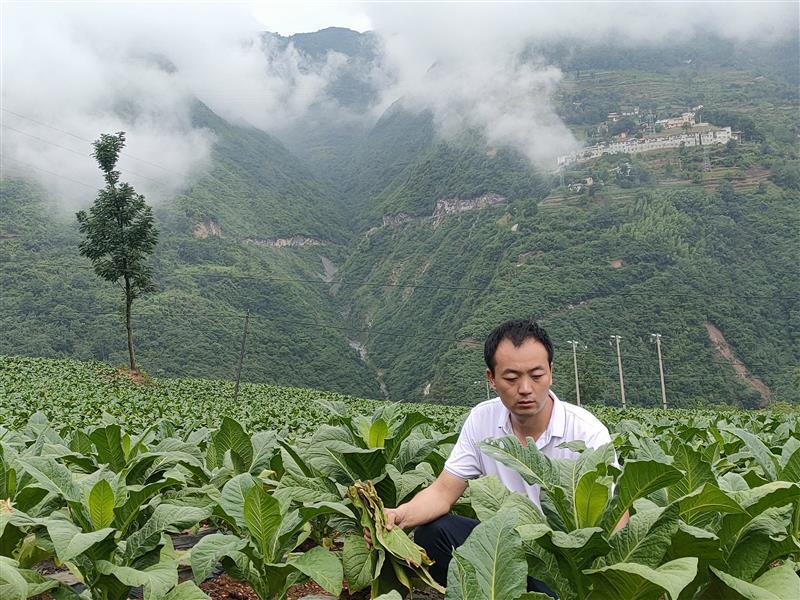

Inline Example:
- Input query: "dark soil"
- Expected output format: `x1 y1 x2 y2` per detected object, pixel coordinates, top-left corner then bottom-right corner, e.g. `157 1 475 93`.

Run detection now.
199 574 445 599
201 574 260 600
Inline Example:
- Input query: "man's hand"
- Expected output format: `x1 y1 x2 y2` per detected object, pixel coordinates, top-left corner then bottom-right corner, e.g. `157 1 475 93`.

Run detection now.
362 471 466 546
364 505 410 546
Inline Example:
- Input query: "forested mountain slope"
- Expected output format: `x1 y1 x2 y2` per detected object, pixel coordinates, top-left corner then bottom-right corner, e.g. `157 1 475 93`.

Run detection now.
1 30 797 408
0 103 379 396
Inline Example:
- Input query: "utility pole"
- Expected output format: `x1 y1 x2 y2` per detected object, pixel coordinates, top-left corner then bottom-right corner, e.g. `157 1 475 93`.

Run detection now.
233 309 251 403
610 335 626 409
651 333 668 410
567 340 582 407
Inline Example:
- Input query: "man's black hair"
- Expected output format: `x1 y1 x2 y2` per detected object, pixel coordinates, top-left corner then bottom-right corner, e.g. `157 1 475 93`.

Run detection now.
484 319 554 374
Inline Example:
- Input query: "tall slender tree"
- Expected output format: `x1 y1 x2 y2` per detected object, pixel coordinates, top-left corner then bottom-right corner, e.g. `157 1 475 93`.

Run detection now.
77 132 158 371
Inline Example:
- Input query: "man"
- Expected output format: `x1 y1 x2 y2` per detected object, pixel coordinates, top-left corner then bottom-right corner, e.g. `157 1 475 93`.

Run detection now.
373 319 626 593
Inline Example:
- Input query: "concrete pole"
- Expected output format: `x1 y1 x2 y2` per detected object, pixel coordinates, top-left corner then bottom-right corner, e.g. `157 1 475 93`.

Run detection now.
611 335 626 409
233 309 250 403
651 333 668 410
567 340 581 407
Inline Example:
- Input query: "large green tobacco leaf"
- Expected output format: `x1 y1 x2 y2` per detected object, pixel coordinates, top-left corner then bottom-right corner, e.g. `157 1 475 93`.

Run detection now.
392 433 446 472
779 438 800 482
89 424 127 472
667 444 716 502
342 535 375 594
584 557 698 600
44 516 115 562
574 470 612 530
123 504 211 561
470 475 511 521
469 476 546 527
480 437 614 530
676 483 746 527
243 484 282 561
210 417 253 473
708 563 800 600
446 510 528 600
113 477 183 533
219 472 258 529
250 430 279 474
0 445 17 499
665 521 722 562
603 503 679 568
728 428 780 481
729 481 800 518
384 412 433 463
479 436 558 488
273 470 340 505
20 456 81 502
189 533 249 582
96 558 178 600
519 523 611 597
721 504 793 581
324 441 387 483
162 581 211 600
87 479 115 530
601 460 683 534
359 418 389 449
446 553 481 600
0 557 29 600
286 546 343 597
384 463 433 505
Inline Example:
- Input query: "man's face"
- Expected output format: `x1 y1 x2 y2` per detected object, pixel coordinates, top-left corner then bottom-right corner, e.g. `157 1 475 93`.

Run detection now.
487 337 553 419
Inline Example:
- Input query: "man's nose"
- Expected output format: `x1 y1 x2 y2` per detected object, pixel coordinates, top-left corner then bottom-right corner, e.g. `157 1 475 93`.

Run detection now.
518 377 533 394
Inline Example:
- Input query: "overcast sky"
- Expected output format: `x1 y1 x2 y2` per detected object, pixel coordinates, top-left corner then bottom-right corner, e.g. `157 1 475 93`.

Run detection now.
2 1 797 208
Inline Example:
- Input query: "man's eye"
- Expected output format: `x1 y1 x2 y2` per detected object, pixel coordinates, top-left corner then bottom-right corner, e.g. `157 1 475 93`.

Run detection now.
504 377 517 382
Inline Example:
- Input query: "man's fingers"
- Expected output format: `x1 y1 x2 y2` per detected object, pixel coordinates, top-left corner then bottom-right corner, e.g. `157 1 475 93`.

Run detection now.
384 509 396 530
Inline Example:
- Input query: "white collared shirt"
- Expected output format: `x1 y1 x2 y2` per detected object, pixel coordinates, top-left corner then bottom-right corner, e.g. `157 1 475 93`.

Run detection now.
443 392 612 507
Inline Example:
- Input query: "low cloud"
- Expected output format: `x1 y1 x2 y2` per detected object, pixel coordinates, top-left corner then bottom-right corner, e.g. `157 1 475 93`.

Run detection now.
2 2 797 205
365 2 798 166
1 4 349 209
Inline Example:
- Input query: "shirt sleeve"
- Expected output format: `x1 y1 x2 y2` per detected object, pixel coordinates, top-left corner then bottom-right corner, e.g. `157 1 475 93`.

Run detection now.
443 410 484 480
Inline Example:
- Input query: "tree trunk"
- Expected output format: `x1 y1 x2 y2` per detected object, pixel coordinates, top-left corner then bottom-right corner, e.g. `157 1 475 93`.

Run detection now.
125 275 136 372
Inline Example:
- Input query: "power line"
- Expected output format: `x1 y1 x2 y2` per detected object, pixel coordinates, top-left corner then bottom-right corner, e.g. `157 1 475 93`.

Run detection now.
2 308 795 373
1 108 173 174
185 271 798 300
1 156 98 190
2 123 171 187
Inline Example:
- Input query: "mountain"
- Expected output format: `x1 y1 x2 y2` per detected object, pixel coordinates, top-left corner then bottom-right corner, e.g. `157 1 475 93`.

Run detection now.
1 30 798 408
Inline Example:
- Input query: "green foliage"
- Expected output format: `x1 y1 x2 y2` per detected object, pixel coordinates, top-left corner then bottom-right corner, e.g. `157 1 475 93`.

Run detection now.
347 480 444 597
2 367 800 598
1 32 798 411
75 131 158 371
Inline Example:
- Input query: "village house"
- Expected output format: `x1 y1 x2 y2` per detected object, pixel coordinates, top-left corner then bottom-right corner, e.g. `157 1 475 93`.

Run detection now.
558 126 736 167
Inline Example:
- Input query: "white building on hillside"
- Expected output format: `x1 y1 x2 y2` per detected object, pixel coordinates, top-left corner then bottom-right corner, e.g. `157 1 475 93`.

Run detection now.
557 126 734 167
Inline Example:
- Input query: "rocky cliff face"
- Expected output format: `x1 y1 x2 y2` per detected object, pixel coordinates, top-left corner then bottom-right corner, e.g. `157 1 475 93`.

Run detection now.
381 193 507 230
431 192 507 227
193 220 222 238
243 236 325 248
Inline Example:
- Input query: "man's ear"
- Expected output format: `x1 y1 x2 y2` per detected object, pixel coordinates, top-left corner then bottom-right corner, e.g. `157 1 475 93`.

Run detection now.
486 368 496 389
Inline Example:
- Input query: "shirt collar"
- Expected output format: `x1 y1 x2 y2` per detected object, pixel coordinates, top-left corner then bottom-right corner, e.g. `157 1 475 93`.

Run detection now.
498 391 567 441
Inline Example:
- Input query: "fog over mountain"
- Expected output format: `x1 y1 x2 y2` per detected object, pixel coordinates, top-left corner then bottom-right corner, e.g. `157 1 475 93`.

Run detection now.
1 2 797 206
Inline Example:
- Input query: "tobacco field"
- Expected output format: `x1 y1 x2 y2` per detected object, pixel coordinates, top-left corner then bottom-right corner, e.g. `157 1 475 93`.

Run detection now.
1 356 799 599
